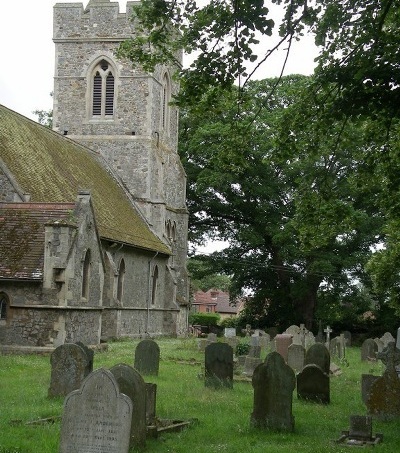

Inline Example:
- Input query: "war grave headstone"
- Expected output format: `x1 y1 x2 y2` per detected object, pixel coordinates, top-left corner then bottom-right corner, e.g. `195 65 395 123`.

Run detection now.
109 363 146 450
361 338 378 362
297 364 330 404
134 339 160 376
366 342 400 420
304 342 330 375
59 368 132 453
287 343 305 373
250 352 295 431
274 334 293 363
48 343 91 398
205 342 234 388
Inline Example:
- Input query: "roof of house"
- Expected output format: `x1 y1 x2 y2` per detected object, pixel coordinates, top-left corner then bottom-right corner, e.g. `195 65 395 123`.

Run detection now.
0 203 77 280
0 104 170 255
193 289 239 314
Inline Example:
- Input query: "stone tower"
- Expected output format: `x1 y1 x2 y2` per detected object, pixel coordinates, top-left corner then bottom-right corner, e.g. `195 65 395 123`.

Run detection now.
52 1 189 321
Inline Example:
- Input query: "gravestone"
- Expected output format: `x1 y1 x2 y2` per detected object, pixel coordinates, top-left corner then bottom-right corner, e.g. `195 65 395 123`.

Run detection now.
304 331 315 349
374 338 384 353
48 343 91 397
366 342 400 419
315 320 324 343
342 331 352 347
297 364 330 404
259 334 271 350
205 342 234 388
275 334 293 363
361 338 378 362
287 343 305 373
109 363 146 450
396 327 400 349
361 374 380 404
225 336 239 351
304 343 330 375
250 352 295 431
134 339 160 376
248 336 261 359
330 335 345 359
244 356 263 377
59 368 132 453
285 325 300 336
76 341 94 375
324 325 333 346
380 332 395 348
145 383 157 425
224 328 236 337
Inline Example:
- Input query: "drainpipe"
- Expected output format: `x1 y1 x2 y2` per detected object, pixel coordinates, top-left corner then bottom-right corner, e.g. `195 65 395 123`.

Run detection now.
146 251 158 335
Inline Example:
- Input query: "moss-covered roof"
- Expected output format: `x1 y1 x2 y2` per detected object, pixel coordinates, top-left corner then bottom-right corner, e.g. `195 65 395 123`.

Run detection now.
0 104 170 255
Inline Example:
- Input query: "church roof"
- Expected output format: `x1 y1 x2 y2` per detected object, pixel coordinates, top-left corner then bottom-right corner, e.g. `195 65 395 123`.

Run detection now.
0 105 170 255
0 203 76 280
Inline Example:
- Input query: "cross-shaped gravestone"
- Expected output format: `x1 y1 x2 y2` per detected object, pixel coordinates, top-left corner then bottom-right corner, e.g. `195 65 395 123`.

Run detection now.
324 326 333 344
377 342 400 373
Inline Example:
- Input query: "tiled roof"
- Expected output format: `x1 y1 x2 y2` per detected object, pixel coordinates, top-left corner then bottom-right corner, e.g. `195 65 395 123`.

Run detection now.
193 289 239 314
0 104 170 255
0 203 76 280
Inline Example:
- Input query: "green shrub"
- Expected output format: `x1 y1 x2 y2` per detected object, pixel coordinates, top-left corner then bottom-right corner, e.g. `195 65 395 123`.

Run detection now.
235 342 250 356
189 312 221 327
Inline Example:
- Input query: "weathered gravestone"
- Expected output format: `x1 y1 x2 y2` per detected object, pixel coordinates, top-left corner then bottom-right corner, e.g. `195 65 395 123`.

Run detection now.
243 356 263 377
76 341 94 374
342 331 352 347
304 343 330 375
275 334 293 363
224 327 236 338
297 364 330 404
287 343 305 373
380 332 395 348
109 363 146 450
48 343 91 397
250 352 295 431
59 368 132 453
361 374 380 405
205 342 234 388
374 338 384 353
366 342 400 420
361 338 378 362
330 335 345 360
134 339 160 376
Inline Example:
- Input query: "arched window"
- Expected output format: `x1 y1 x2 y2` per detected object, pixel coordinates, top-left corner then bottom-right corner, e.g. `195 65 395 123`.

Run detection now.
91 59 115 118
161 73 171 132
117 258 125 302
151 265 159 305
82 249 91 299
0 293 8 320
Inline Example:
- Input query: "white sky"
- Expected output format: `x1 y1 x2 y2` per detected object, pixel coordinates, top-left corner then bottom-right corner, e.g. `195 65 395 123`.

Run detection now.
0 0 318 122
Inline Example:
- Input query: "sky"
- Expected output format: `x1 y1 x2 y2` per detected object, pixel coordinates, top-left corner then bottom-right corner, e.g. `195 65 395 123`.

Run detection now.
0 0 319 122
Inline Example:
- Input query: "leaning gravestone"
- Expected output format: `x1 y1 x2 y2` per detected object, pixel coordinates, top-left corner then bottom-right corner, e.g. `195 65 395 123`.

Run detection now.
109 363 146 450
250 352 295 431
134 339 160 376
205 342 234 388
297 364 330 404
48 343 91 397
59 368 132 453
304 343 330 375
361 338 378 362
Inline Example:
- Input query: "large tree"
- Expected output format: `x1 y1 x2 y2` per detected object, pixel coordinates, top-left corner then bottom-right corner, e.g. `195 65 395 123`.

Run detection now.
180 75 383 329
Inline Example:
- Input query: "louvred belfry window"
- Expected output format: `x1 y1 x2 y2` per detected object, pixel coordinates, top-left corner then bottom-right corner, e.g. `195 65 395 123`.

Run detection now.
92 59 115 118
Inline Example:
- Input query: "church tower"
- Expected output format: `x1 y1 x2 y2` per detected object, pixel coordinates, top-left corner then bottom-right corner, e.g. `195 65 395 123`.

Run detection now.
52 1 189 324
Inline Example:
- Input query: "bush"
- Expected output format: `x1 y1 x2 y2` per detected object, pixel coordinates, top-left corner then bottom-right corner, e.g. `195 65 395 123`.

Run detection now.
235 342 250 356
189 312 221 327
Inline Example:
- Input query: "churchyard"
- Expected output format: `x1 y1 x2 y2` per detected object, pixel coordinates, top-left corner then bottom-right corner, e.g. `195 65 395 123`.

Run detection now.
1 334 399 453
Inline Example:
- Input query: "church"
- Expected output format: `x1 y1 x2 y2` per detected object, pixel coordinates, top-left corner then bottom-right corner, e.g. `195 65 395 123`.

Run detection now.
0 0 189 349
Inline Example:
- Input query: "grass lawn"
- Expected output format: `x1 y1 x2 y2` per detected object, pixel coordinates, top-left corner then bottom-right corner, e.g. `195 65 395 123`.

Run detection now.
0 337 398 453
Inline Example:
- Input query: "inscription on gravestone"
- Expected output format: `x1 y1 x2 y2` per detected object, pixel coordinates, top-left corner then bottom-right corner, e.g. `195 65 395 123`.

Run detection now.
59 368 132 453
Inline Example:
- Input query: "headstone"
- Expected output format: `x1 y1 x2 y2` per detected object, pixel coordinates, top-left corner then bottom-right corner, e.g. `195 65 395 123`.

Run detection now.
207 333 218 342
205 342 234 388
315 320 324 343
225 336 239 351
330 335 345 359
59 368 132 453
380 332 395 348
342 331 352 347
109 363 146 450
243 356 263 377
145 383 157 425
287 343 305 373
361 374 380 404
250 352 295 431
304 343 330 375
349 415 373 440
134 339 160 376
304 331 316 349
366 342 400 419
224 327 236 337
75 341 94 375
291 333 303 346
374 338 384 353
48 343 91 397
285 325 300 336
198 338 211 352
396 327 400 350
324 325 333 346
259 334 271 350
274 334 293 363
361 338 378 362
297 364 330 404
